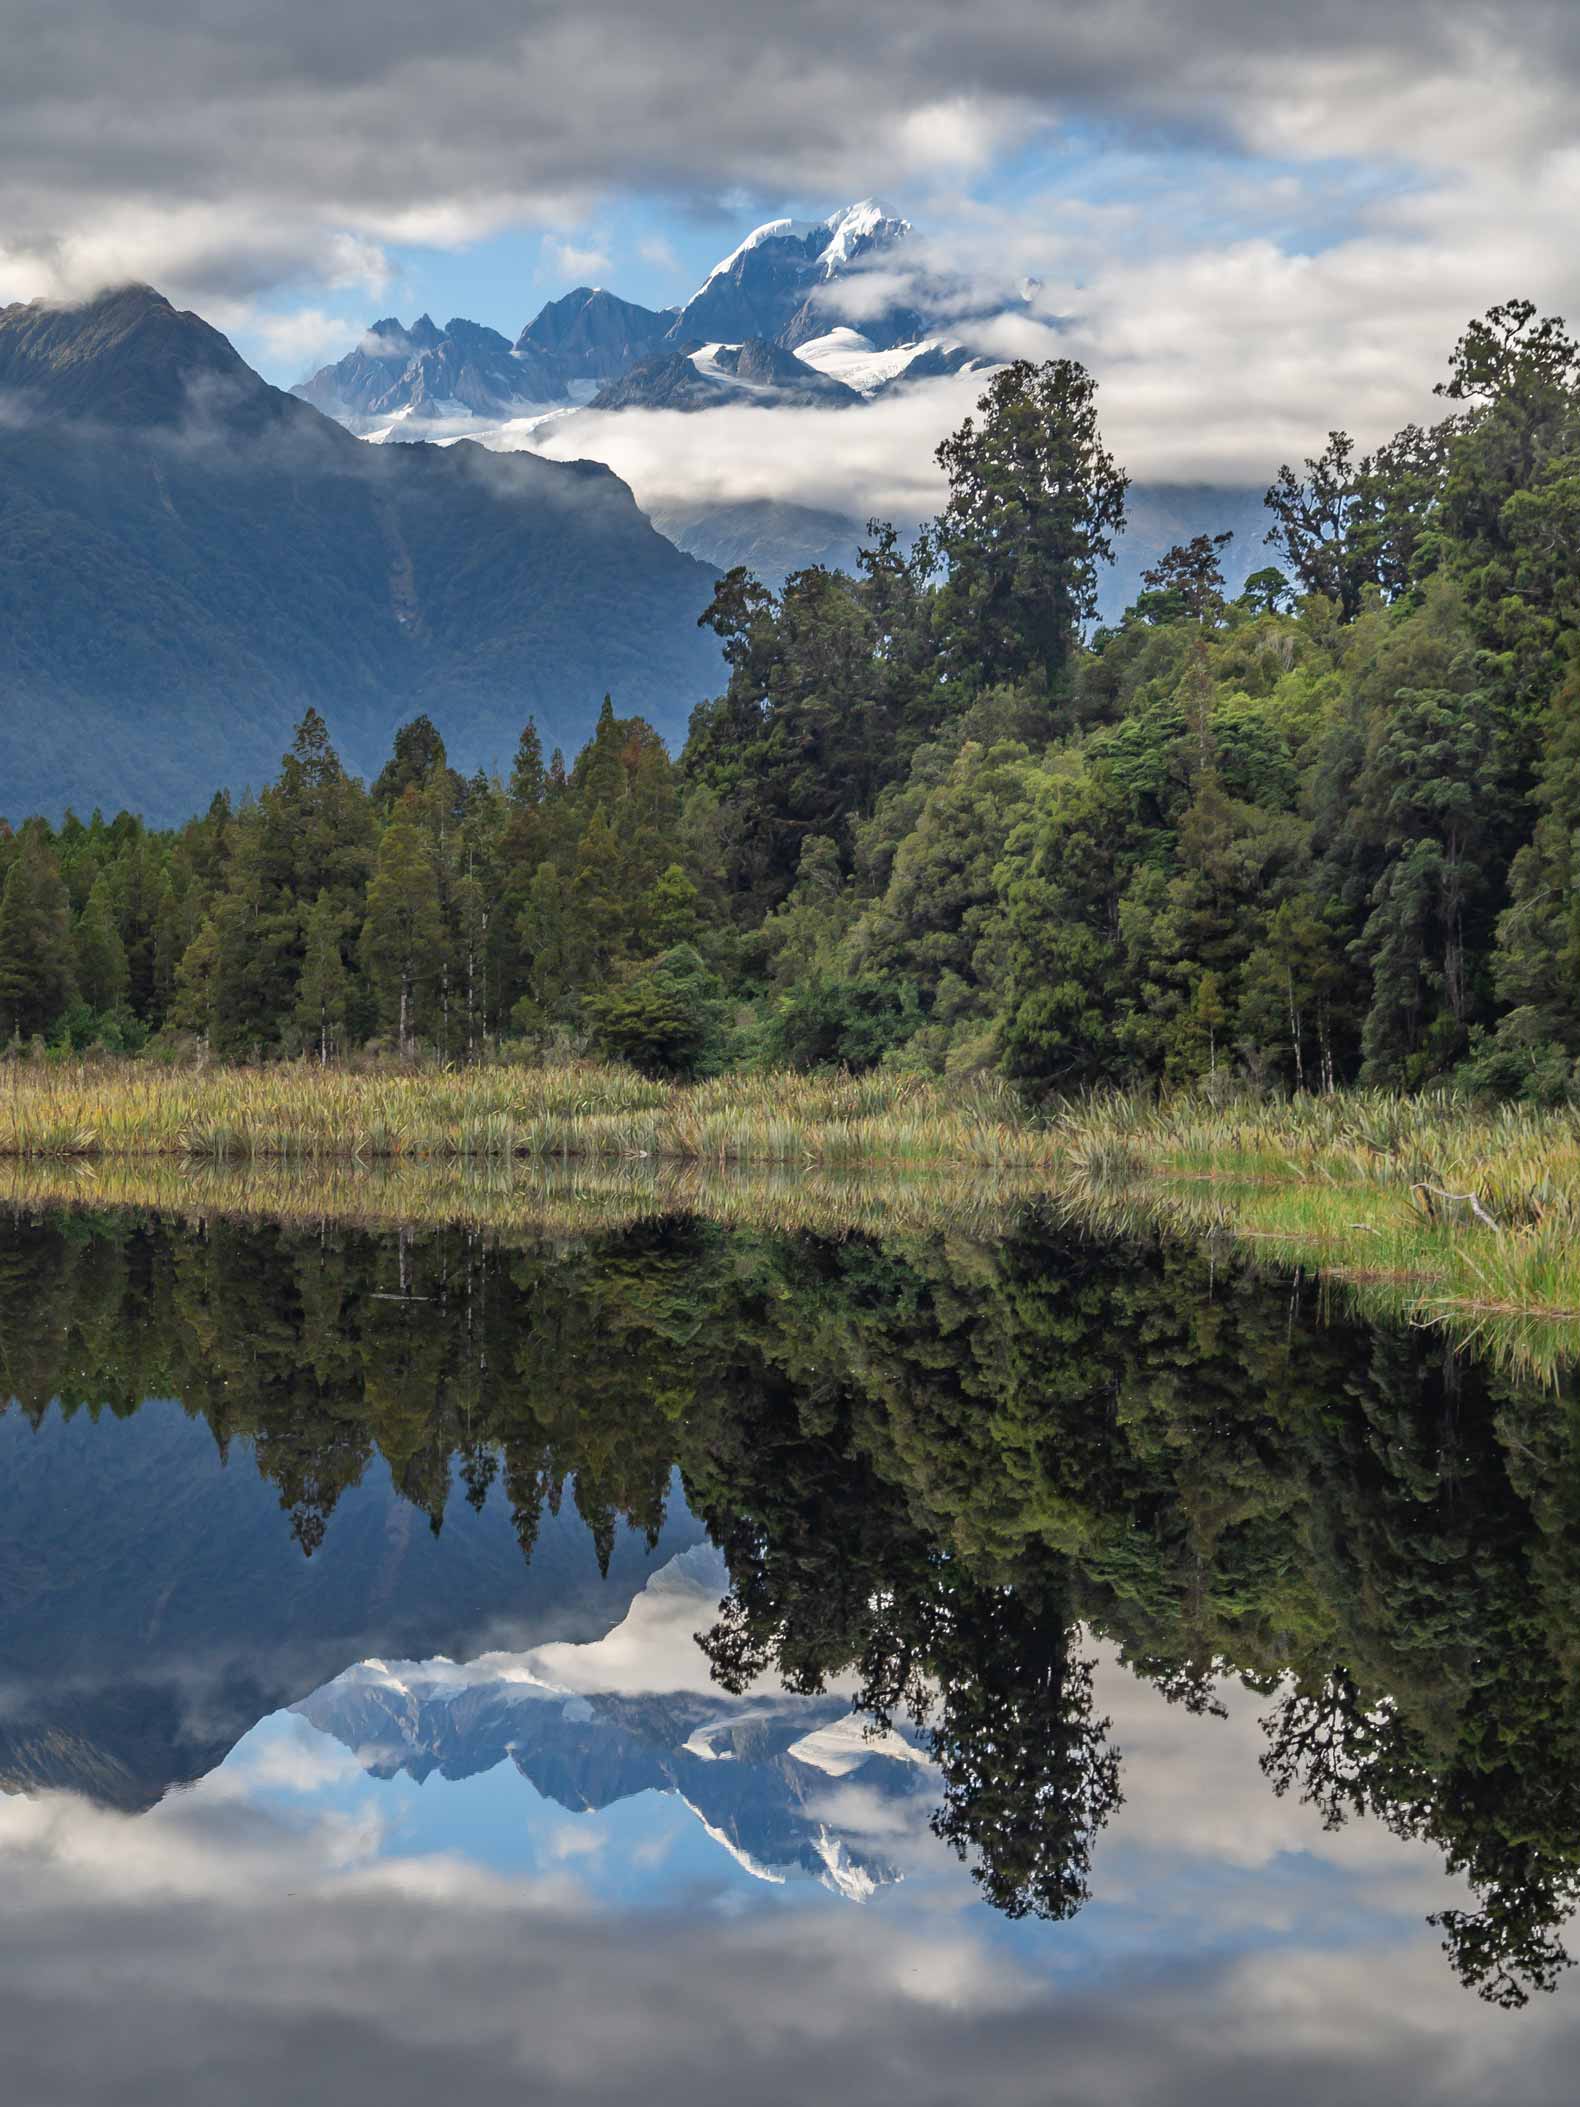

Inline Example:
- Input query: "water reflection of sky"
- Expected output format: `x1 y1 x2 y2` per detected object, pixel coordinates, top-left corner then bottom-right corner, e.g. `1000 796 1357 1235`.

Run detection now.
3 1543 1576 2104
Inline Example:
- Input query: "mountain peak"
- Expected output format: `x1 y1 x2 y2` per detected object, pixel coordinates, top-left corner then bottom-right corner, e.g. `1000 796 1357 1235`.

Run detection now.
692 215 824 300
669 201 913 356
817 199 910 274
0 281 272 427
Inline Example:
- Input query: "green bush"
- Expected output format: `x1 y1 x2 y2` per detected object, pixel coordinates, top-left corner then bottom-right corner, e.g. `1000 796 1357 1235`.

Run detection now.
762 972 923 1072
585 945 730 1079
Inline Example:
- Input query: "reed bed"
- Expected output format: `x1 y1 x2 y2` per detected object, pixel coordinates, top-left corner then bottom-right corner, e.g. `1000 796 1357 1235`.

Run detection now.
1057 1089 1580 1379
0 1059 1059 1171
8 1064 1580 1371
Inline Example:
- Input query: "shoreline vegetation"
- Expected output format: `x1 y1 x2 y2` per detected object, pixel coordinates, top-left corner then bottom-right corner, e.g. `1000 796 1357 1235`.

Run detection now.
6 1058 1580 1372
0 1059 1053 1168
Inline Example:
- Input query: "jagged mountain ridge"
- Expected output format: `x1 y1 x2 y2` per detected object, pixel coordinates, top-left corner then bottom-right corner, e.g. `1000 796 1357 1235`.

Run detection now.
0 284 723 822
292 199 942 429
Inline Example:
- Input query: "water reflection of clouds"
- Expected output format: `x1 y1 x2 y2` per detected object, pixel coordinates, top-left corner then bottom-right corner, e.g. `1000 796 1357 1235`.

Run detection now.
0 1759 1574 2107
2 1553 1576 2100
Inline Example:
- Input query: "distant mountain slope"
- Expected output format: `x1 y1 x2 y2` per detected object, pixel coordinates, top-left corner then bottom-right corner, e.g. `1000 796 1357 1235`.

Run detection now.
645 499 868 585
652 484 1273 619
0 286 722 822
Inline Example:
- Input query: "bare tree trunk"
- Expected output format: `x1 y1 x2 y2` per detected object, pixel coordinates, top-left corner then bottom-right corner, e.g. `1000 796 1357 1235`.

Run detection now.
1286 967 1305 1091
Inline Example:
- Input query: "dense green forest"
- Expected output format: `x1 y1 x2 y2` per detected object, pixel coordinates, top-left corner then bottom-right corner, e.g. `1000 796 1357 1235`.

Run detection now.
5 1203 1579 2004
4 297 1580 1098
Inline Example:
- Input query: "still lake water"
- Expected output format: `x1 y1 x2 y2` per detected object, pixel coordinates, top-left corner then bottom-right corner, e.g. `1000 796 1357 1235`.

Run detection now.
3 1196 1580 2102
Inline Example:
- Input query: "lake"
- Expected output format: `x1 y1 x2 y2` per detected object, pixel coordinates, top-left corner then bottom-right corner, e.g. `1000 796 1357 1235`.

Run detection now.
2 1190 1579 2103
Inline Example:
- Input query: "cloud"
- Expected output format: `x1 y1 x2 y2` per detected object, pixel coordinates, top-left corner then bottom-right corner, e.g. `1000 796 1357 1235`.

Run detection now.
515 379 985 523
1 0 1577 323
547 237 614 283
639 234 681 273
1 1750 1577 2106
508 1543 864 1700
244 306 376 372
5 2 1578 504
475 116 1580 506
230 1722 370 1798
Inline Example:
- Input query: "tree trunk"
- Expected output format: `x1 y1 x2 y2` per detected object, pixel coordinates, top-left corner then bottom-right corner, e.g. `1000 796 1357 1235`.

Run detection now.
1287 966 1305 1092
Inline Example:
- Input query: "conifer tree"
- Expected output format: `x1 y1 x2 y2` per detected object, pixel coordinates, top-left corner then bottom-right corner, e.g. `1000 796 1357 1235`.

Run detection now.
74 874 130 1015
508 720 546 811
360 812 444 1056
0 824 76 1040
296 892 351 1063
932 357 1128 697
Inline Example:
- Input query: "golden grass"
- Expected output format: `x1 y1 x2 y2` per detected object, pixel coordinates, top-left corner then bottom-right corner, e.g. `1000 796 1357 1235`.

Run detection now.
1055 1090 1580 1380
0 1058 1060 1171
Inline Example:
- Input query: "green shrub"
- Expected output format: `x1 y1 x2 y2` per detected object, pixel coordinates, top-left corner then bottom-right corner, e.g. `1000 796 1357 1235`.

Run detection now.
585 945 730 1079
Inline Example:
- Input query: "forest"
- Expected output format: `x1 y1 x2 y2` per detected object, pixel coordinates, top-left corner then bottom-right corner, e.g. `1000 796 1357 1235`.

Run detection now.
3 296 1579 1100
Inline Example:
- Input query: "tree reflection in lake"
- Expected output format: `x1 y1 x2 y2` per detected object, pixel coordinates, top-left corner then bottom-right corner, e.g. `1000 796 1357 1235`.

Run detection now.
1 1198 1579 2005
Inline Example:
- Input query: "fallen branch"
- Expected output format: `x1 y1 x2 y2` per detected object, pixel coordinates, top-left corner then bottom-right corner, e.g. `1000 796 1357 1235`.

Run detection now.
1411 1183 1502 1233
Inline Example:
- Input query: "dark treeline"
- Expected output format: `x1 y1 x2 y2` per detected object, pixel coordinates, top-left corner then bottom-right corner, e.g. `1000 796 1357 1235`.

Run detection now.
4 298 1580 1095
6 1203 1580 2004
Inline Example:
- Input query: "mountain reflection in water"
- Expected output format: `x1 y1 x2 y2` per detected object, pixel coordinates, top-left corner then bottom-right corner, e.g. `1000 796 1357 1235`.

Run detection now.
3 1198 1580 2103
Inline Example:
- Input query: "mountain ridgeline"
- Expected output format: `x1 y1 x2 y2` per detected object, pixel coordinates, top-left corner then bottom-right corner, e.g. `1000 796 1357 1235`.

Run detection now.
292 201 938 428
286 193 1241 601
288 203 990 438
0 285 722 823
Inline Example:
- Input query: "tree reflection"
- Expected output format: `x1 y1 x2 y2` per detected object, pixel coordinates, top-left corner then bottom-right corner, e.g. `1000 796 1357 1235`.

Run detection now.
2 1199 1580 1999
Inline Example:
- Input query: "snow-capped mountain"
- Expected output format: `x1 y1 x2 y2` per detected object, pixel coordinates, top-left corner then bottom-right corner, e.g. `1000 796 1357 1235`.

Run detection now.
793 326 984 396
292 1546 934 1899
664 199 914 352
294 312 569 430
291 200 929 432
589 336 865 412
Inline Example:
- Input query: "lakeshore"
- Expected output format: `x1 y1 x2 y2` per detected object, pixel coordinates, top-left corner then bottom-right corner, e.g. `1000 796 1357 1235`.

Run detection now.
6 1060 1580 1367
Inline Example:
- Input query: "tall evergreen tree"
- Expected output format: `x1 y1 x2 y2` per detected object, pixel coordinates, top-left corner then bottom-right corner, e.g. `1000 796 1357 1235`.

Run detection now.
74 874 130 1014
360 811 444 1056
0 824 75 1040
932 357 1129 698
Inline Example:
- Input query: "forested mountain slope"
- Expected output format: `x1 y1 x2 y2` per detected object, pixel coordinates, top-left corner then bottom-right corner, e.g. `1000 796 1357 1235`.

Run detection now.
0 286 721 822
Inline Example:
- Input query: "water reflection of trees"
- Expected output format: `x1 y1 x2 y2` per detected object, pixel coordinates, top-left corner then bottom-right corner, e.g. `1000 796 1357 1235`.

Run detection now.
2 1202 1579 2004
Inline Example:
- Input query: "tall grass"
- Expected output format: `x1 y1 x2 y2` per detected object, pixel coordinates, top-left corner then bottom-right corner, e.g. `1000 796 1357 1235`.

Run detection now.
0 1058 1059 1170
0 1155 1046 1244
1057 1088 1580 1379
